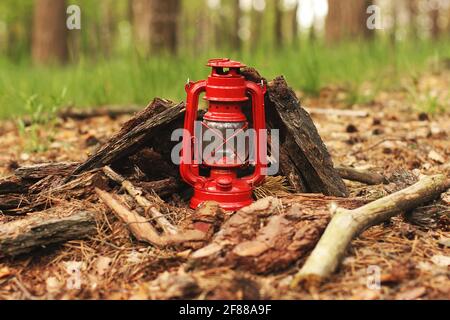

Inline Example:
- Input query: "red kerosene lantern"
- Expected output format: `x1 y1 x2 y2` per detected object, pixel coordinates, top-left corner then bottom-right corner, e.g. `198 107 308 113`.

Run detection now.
180 58 267 211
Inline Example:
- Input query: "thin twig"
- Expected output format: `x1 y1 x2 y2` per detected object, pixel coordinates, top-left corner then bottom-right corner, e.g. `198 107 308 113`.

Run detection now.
102 166 178 235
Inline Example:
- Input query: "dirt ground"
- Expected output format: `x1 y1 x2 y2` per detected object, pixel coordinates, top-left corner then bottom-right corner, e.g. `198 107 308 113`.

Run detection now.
0 70 448 300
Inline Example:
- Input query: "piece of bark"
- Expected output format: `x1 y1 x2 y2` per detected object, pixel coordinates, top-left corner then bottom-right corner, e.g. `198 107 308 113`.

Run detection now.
0 210 96 258
190 197 282 266
0 194 30 211
291 174 450 286
95 188 206 248
67 98 185 180
267 76 348 196
232 212 329 273
0 176 28 194
189 195 365 273
15 162 78 179
102 166 178 235
335 165 386 185
191 201 225 236
242 69 348 197
1 163 80 196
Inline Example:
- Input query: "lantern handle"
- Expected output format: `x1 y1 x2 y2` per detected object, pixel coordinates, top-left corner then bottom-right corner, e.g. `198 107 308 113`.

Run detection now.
180 80 207 186
242 80 267 187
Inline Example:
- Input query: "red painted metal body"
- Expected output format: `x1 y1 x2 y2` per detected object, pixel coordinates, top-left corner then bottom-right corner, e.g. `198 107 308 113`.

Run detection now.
180 58 267 211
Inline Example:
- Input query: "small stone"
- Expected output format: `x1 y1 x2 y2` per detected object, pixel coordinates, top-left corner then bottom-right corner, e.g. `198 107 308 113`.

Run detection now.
372 128 383 135
346 124 358 133
395 287 426 300
418 112 429 121
428 150 445 164
19 153 30 161
372 118 382 125
431 255 450 267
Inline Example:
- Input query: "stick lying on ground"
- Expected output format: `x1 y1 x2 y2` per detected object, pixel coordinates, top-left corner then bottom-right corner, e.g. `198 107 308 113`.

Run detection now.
95 188 206 248
58 106 140 120
291 174 450 287
335 165 386 185
303 107 369 118
101 166 178 235
0 210 96 258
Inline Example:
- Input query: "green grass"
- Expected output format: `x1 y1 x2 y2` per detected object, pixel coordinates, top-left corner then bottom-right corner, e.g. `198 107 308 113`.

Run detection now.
1 39 449 119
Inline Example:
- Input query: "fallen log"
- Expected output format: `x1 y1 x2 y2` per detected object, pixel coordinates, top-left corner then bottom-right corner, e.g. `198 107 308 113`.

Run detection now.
291 174 450 286
242 69 348 197
0 210 96 258
335 165 386 185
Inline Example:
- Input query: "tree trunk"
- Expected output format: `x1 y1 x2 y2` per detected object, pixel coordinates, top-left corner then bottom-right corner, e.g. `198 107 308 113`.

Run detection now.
325 0 373 43
430 5 440 40
274 0 283 47
131 0 152 54
407 0 419 39
32 0 68 64
291 0 299 45
99 0 115 57
149 0 180 54
250 6 264 46
231 0 241 50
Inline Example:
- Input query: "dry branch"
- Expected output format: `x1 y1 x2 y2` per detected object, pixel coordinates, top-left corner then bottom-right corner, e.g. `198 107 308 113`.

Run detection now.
95 188 205 248
0 210 96 258
291 174 450 286
58 106 140 120
335 165 386 185
101 166 178 235
304 107 369 118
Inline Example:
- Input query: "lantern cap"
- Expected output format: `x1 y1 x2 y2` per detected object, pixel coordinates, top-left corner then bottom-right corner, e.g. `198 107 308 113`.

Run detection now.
207 58 245 69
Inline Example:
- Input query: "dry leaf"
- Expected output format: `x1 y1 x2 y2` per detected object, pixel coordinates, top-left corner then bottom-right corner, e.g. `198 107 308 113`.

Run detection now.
431 255 450 267
428 150 445 164
395 287 426 300
0 266 12 279
46 276 63 294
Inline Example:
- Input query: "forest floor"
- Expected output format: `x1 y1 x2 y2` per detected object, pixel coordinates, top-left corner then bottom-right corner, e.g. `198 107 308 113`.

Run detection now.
0 68 448 300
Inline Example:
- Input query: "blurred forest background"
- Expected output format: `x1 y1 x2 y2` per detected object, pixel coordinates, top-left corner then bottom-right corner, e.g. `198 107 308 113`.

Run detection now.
0 0 449 119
